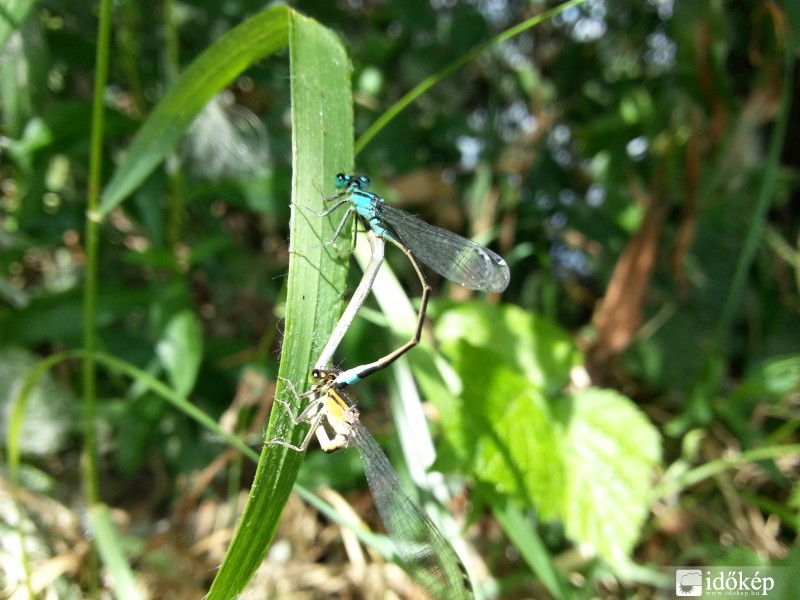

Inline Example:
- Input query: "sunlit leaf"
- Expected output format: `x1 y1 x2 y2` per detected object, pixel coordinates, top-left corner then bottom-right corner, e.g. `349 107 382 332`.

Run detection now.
556 387 662 567
436 303 581 396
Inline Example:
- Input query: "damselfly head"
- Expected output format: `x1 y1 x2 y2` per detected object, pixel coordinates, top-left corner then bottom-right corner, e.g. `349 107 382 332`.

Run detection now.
311 367 342 383
335 173 370 190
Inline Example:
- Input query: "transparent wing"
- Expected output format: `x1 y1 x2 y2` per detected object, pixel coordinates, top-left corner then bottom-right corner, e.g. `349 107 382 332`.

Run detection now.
379 204 510 292
351 422 473 600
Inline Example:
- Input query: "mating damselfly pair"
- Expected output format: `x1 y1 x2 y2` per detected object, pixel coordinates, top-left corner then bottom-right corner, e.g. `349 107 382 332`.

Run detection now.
315 173 510 387
270 173 510 599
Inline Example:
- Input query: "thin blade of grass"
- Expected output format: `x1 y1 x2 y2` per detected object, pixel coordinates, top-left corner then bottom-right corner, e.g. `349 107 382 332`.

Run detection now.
494 500 570 599
354 0 591 154
88 504 144 600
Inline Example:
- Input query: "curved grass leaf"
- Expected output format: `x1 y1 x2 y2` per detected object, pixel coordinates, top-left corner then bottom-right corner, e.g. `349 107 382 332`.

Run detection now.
97 6 290 217
6 349 406 588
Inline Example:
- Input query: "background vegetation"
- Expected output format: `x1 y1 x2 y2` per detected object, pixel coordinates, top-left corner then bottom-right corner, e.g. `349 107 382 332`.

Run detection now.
1 0 799 598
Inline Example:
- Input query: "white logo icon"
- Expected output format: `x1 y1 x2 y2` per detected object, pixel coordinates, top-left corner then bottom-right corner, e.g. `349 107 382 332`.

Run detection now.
676 569 703 596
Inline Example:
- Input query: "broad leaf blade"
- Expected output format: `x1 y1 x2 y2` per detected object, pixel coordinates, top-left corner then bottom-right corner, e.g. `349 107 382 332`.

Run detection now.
436 303 581 396
429 304 577 517
556 387 662 567
473 365 565 518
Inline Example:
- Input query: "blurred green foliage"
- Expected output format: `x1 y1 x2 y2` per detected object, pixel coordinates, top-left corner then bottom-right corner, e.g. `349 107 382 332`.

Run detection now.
1 0 799 598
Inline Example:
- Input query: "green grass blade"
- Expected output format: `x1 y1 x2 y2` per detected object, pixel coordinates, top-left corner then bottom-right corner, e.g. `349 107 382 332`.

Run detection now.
656 444 800 499
7 349 260 463
88 504 144 600
495 500 570 599
97 6 291 217
711 26 795 346
206 10 354 598
354 0 591 154
82 14 113 592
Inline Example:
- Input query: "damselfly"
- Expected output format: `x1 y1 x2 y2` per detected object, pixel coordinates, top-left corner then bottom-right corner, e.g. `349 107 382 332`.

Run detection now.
317 173 510 387
269 369 474 600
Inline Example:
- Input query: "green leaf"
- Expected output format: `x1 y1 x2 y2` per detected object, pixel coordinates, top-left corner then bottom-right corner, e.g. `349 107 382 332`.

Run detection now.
206 9 353 598
424 303 579 476
415 304 575 517
155 309 202 397
431 303 662 568
97 6 290 217
555 387 662 567
436 303 581 396
464 351 566 520
430 304 662 567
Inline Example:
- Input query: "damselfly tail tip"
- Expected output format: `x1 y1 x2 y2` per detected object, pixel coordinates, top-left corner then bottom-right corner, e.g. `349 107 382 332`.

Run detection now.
488 256 511 293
